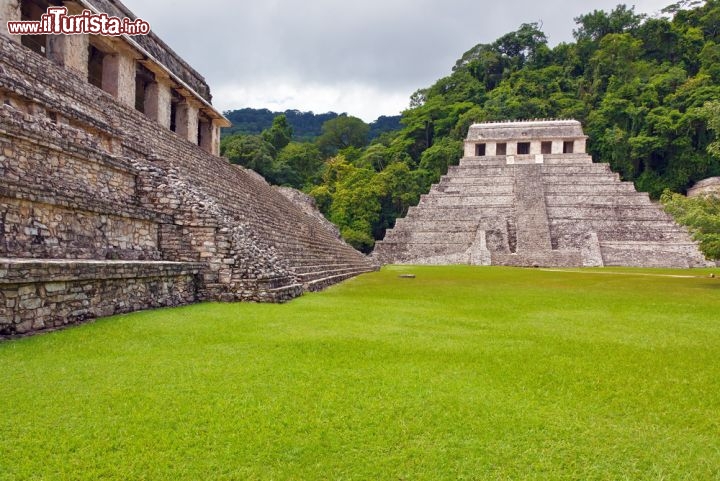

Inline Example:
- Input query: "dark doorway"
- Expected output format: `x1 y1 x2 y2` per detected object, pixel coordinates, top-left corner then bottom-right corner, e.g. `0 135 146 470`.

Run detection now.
134 63 154 113
170 102 177 132
21 0 51 56
87 45 106 89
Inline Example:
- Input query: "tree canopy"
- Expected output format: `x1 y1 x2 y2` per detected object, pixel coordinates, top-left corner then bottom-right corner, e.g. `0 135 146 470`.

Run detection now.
222 108 400 141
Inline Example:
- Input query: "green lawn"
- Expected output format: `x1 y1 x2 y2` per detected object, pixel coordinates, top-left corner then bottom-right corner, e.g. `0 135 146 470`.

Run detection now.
1 266 719 480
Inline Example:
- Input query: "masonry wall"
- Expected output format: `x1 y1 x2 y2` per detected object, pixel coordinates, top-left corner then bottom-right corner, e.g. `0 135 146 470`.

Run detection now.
0 198 159 259
0 259 202 336
0 105 163 260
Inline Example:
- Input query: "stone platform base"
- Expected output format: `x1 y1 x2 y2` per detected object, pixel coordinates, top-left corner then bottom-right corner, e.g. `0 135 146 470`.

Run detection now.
0 259 203 337
491 250 583 267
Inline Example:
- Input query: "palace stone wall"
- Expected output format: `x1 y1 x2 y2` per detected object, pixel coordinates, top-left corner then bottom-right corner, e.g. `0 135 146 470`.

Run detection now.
0 10 375 337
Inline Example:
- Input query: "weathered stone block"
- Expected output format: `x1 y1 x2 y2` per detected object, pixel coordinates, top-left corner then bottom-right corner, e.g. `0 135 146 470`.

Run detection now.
19 297 42 310
44 282 66 294
18 285 35 297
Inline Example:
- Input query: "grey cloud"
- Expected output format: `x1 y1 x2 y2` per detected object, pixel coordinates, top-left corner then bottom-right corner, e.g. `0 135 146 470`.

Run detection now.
121 0 672 117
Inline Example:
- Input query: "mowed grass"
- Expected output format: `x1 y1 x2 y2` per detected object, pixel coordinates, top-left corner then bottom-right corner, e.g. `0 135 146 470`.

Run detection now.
1 266 720 480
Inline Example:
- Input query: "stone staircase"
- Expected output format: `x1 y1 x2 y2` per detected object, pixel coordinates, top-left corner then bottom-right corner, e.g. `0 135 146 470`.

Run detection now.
514 163 553 252
174 158 378 288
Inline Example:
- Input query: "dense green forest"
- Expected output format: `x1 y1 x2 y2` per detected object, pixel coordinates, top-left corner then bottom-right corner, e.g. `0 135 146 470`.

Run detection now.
221 0 720 253
222 108 401 141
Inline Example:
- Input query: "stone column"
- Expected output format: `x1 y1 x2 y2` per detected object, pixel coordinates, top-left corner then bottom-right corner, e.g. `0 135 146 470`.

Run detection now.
102 51 136 108
0 0 21 43
529 141 541 155
574 138 587 154
176 100 200 144
463 142 474 157
47 34 89 78
210 121 222 156
551 140 564 154
487 142 497 156
198 118 220 154
144 80 172 128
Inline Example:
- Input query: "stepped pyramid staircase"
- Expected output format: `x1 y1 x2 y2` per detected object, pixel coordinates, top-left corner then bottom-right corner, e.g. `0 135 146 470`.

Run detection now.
374 121 708 268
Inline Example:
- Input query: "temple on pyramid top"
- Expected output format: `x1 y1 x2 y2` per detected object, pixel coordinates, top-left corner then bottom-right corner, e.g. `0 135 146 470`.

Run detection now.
464 119 587 159
374 119 709 268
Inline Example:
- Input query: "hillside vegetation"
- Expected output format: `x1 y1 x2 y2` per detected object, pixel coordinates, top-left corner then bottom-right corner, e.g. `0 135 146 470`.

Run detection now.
222 0 720 253
222 108 401 141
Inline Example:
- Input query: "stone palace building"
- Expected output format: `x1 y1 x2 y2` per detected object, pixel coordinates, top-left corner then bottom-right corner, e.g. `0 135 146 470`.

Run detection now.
0 0 376 336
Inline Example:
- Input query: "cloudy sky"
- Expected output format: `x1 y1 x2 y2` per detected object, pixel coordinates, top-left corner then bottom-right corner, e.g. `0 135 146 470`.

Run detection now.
121 0 673 121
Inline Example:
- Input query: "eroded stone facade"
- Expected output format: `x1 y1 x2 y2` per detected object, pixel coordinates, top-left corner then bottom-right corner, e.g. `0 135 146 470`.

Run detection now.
0 0 376 336
374 120 709 268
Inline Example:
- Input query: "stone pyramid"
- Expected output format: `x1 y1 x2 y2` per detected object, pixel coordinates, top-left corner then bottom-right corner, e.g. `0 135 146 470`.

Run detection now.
374 120 709 268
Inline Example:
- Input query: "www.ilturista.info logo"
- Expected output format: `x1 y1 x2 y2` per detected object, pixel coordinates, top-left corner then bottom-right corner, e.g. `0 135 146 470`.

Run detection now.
7 6 150 36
